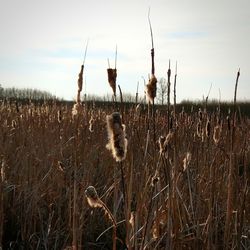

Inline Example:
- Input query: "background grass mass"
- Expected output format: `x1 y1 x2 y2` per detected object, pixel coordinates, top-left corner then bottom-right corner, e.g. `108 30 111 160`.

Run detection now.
0 98 249 249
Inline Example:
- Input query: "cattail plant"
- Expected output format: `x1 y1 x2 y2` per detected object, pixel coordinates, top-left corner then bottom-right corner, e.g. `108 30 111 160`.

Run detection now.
106 112 129 247
72 103 81 117
224 69 240 248
167 60 171 132
106 112 128 162
77 65 83 104
198 108 203 122
158 131 174 155
196 109 204 140
206 117 211 138
0 158 4 249
11 119 17 129
213 124 222 145
85 186 117 250
72 41 88 116
173 62 177 118
145 8 157 155
151 170 160 187
88 115 94 133
146 75 157 104
183 152 192 171
107 46 118 100
57 109 62 123
107 68 117 98
145 13 157 105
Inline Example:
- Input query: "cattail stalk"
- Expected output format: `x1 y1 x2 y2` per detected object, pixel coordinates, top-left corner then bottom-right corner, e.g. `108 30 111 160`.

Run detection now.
135 81 139 105
173 62 177 118
77 65 83 104
72 169 78 250
204 83 212 113
106 112 128 247
140 184 155 250
0 160 3 249
118 85 124 117
224 69 240 248
167 60 171 133
146 8 157 145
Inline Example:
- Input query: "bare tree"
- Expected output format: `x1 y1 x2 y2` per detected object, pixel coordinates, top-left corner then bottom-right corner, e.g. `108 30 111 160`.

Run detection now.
157 77 167 105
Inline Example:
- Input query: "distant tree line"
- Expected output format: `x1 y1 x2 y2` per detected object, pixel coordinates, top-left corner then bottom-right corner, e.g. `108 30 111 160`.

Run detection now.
83 92 146 104
0 85 57 101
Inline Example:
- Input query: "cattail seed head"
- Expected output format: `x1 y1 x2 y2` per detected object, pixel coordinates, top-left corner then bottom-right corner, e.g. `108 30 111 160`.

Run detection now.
78 65 84 92
107 68 117 96
57 110 62 123
146 74 157 104
106 112 128 162
57 161 66 173
85 186 117 229
158 131 174 154
1 158 6 182
11 120 17 128
72 103 81 117
135 103 141 113
183 152 192 171
213 125 222 145
198 108 202 122
197 121 202 138
85 186 102 208
89 116 94 132
129 211 135 229
151 171 160 186
206 118 211 137
158 136 165 154
165 131 174 144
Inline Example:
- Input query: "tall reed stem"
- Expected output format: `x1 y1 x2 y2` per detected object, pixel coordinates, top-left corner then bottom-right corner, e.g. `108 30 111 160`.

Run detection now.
224 69 240 248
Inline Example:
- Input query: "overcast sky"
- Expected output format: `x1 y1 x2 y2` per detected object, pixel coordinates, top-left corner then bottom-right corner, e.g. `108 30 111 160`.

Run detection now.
0 0 249 102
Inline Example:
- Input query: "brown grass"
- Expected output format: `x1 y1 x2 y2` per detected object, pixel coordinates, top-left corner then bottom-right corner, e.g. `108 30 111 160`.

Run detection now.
0 100 249 249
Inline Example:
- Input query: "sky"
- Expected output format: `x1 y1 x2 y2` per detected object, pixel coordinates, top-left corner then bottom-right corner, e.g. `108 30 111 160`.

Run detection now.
0 0 250 102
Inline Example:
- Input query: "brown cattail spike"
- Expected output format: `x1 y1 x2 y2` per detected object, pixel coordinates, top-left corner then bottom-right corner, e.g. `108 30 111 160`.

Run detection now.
213 125 222 145
77 65 84 103
78 65 83 92
158 131 174 154
85 186 102 208
85 185 117 250
107 68 117 96
57 110 62 123
106 112 128 162
89 116 94 132
151 170 160 186
197 121 202 138
183 152 192 171
206 118 211 137
158 136 165 154
72 103 81 117
198 108 202 122
146 75 157 104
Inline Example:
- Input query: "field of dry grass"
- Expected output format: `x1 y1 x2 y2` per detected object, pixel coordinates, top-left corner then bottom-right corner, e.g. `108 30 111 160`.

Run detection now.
0 99 249 249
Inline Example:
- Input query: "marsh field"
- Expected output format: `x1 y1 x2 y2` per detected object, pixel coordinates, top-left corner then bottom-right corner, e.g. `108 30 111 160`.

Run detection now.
0 97 249 250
